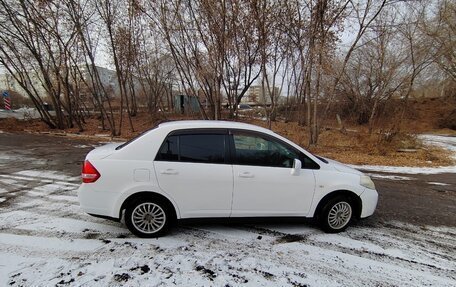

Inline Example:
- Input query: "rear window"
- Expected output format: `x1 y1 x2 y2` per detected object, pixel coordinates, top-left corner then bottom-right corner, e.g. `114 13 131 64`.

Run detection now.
115 128 156 150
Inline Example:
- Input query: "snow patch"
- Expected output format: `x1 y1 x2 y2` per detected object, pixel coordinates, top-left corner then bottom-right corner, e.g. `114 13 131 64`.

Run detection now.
74 144 91 148
419 134 456 159
48 195 78 202
0 154 21 161
0 254 31 286
26 183 74 197
19 218 125 234
0 233 104 252
256 224 318 236
428 182 450 186
0 210 48 226
351 164 456 174
0 178 18 185
351 134 456 175
367 173 413 180
15 170 75 181
274 240 455 286
54 181 80 187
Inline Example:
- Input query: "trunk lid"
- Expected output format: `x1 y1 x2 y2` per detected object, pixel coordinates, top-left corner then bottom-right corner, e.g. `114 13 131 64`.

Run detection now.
85 142 123 160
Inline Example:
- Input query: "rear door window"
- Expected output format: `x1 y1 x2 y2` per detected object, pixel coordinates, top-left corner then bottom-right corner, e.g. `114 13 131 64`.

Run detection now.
180 134 225 164
155 132 226 164
156 135 179 161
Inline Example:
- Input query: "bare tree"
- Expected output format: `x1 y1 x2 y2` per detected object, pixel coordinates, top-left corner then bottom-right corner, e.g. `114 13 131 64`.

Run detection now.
221 1 261 118
64 0 119 135
305 0 349 145
421 0 456 82
0 0 86 130
339 3 433 133
96 0 136 135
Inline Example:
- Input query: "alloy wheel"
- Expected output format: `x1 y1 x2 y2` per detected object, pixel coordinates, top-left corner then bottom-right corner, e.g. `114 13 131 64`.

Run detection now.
131 202 166 234
327 201 352 230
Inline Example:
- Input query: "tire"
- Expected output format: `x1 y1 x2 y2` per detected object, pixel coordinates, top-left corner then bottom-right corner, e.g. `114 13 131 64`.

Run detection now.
319 196 354 233
125 197 173 238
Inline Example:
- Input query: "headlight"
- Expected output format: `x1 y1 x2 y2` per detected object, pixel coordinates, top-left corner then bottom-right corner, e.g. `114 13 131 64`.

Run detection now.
360 175 376 190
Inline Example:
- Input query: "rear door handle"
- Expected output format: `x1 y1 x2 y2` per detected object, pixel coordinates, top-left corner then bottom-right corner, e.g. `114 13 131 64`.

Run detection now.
239 172 254 178
160 169 179 175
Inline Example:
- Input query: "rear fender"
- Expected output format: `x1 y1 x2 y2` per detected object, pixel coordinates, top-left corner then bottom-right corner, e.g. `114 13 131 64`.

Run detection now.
111 185 181 219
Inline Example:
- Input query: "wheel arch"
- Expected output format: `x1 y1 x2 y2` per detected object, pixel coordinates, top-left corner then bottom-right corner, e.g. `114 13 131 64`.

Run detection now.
119 191 178 221
314 190 362 220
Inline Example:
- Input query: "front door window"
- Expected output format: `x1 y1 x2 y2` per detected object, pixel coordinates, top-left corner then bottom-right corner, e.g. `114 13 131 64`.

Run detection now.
233 132 298 168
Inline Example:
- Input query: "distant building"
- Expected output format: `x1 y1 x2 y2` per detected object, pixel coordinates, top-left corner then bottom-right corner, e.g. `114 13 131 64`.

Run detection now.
0 66 122 100
241 85 280 106
173 95 201 114
0 72 47 99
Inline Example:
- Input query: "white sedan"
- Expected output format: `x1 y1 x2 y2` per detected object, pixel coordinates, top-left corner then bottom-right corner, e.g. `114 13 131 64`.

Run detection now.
78 120 378 237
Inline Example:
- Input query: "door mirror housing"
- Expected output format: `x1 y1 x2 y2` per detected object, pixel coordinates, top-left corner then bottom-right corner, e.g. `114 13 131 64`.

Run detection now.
291 159 301 175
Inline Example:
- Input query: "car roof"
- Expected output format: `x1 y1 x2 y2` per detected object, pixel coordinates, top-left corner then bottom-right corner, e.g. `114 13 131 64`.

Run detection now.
158 120 271 133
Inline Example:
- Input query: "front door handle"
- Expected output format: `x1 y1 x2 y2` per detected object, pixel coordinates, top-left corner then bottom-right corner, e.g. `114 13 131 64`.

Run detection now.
160 169 179 175
239 172 254 178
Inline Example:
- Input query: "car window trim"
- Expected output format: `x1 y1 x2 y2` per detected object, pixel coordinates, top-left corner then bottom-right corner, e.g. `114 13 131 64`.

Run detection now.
168 128 229 136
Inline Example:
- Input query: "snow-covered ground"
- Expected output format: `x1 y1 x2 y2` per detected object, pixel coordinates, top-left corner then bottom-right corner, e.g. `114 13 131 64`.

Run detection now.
351 134 456 175
1 108 40 119
0 161 454 286
420 134 456 160
0 134 455 286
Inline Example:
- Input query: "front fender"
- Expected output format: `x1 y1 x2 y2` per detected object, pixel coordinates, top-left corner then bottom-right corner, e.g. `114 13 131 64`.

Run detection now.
308 171 364 217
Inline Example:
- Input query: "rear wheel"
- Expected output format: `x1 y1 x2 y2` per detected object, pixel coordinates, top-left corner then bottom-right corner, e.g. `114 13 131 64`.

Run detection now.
319 196 354 233
125 198 172 237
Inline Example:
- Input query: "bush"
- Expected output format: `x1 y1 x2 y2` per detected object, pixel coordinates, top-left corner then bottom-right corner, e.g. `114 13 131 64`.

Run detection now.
439 109 456 130
359 131 421 156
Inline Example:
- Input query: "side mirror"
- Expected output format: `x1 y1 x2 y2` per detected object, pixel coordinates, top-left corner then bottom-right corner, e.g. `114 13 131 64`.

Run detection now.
291 159 301 176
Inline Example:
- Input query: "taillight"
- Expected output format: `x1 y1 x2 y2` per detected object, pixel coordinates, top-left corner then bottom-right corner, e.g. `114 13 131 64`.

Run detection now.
82 160 100 183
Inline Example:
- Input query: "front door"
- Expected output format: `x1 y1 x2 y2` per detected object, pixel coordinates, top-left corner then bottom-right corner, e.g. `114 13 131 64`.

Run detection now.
230 130 316 216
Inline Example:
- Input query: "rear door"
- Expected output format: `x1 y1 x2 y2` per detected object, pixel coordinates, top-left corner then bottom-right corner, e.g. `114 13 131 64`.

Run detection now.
230 130 317 216
154 129 233 218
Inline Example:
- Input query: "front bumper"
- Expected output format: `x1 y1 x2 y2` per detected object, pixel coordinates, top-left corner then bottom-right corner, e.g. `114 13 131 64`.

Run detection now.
359 188 378 218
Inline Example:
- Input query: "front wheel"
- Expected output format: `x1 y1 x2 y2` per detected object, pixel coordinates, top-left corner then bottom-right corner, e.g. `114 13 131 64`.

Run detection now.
319 196 354 233
125 198 172 238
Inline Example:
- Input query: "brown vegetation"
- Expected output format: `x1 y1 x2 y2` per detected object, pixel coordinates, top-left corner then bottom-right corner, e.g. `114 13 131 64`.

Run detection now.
1 99 454 167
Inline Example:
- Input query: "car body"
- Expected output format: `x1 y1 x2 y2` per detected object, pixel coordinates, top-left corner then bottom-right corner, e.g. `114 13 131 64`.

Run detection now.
78 120 378 237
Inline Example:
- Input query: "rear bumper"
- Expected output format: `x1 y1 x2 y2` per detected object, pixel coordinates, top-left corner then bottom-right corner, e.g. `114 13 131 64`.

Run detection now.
78 184 118 218
359 188 378 218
